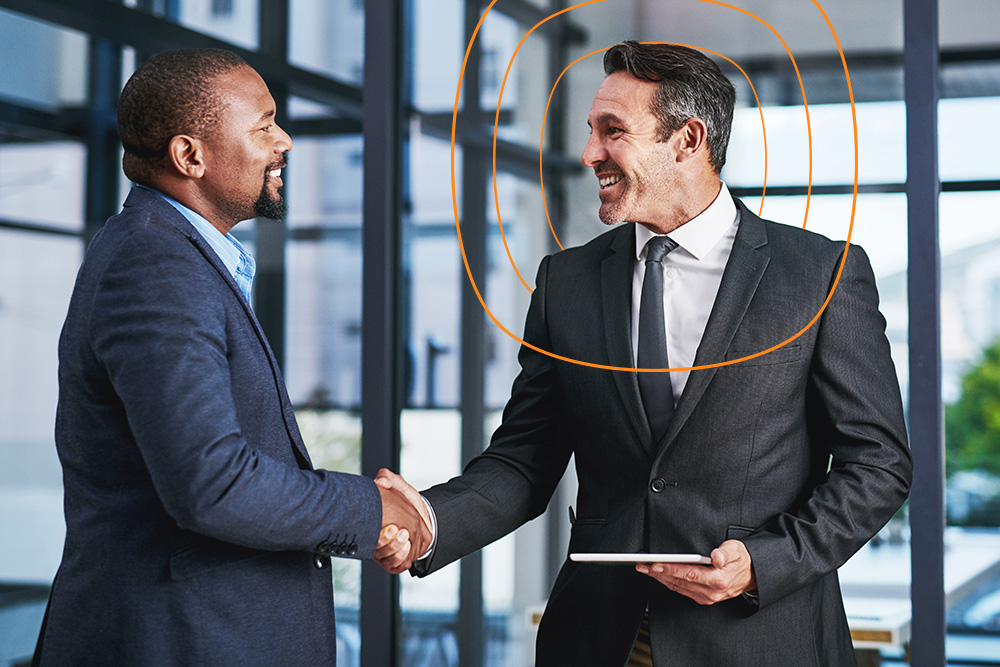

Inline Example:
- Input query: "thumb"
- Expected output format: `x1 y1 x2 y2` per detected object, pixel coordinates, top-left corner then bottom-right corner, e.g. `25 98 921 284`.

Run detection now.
711 542 737 569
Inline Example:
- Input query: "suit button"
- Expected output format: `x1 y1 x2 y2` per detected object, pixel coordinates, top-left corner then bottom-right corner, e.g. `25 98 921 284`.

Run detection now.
650 478 666 493
347 543 358 556
313 554 327 569
317 541 330 552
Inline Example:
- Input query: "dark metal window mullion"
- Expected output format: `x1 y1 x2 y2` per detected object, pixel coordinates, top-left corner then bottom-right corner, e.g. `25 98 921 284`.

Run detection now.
905 0 945 664
458 1 487 665
360 0 406 665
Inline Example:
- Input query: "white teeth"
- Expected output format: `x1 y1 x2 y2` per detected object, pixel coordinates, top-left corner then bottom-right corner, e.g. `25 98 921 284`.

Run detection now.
269 169 282 178
599 175 622 189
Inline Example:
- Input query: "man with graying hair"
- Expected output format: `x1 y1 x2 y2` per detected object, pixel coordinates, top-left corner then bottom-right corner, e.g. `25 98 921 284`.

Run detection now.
376 41 911 666
34 48 429 666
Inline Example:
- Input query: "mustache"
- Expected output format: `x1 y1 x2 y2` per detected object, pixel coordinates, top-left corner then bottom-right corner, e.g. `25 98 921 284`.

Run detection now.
593 159 621 175
267 154 289 172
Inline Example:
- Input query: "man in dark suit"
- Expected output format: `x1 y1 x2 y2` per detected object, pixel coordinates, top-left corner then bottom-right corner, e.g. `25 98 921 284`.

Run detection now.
34 49 428 666
376 42 912 665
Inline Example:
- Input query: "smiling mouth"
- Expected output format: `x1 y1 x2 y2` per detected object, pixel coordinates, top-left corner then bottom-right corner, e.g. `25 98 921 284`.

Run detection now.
599 174 623 189
266 162 286 186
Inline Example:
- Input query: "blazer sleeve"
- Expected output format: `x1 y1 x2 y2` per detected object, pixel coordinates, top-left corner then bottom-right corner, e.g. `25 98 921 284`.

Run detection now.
742 245 913 608
413 255 574 576
89 228 382 558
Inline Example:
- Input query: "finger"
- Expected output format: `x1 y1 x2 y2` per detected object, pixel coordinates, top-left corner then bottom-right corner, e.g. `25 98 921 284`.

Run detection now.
375 527 410 558
377 525 398 547
657 563 712 585
375 536 411 563
375 470 405 490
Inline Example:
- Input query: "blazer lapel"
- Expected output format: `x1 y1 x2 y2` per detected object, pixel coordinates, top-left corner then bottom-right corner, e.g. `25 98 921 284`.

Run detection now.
660 201 770 450
133 189 315 469
601 224 653 452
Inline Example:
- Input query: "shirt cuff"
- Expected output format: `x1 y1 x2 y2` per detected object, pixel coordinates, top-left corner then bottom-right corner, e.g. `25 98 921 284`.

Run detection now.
416 495 438 561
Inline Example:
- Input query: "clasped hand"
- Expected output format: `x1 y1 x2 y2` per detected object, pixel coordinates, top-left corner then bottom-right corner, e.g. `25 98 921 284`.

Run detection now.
374 468 432 574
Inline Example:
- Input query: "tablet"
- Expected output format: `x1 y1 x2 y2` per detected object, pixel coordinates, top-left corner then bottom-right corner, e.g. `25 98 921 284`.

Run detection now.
570 553 712 565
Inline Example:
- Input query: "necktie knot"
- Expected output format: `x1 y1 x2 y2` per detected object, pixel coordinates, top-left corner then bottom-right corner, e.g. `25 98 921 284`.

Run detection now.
645 236 678 265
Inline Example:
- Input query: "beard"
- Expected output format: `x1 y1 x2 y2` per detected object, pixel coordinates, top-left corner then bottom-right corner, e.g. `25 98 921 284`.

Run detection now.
253 157 287 220
598 192 631 225
253 180 286 220
594 157 673 226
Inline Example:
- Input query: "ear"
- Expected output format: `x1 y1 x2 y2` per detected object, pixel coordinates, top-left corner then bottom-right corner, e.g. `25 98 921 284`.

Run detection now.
165 134 207 179
671 118 709 163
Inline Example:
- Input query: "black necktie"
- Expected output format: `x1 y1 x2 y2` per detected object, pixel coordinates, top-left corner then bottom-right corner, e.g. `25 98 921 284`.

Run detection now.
637 235 678 444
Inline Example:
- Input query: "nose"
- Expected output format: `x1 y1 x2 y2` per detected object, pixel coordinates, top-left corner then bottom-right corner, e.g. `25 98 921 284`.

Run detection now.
581 131 603 168
275 122 293 153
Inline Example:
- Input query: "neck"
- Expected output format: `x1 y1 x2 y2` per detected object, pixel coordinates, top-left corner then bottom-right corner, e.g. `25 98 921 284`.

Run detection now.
639 176 722 236
145 176 237 234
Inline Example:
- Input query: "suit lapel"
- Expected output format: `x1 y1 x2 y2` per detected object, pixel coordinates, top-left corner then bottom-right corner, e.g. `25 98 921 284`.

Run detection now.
659 201 770 451
601 224 653 452
130 189 315 468
189 235 315 470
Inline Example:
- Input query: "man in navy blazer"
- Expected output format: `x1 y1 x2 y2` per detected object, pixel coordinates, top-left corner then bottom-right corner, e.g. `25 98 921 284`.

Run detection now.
377 42 912 665
34 49 428 665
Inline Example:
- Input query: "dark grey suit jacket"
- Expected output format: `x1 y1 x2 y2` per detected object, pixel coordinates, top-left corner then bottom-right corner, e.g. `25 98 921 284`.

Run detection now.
36 187 381 666
413 199 912 666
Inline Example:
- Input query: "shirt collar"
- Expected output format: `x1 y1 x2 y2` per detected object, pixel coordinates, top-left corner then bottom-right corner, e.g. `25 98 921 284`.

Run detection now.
134 183 250 280
634 182 738 261
136 183 223 241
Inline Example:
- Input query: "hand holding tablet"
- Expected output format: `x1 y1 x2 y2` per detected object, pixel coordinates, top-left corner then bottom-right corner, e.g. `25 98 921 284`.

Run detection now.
570 553 712 565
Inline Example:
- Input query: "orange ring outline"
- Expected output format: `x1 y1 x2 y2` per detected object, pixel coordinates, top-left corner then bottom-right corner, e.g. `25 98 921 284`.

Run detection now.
451 0 858 374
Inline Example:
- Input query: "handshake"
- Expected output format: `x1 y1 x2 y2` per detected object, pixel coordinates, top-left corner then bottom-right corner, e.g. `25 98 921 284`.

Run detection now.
373 469 433 574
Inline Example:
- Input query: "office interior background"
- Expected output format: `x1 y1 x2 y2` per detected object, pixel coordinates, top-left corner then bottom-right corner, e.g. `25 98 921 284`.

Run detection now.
1 0 999 665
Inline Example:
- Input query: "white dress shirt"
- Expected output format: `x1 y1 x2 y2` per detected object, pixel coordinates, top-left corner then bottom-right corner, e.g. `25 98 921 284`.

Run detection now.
631 183 740 402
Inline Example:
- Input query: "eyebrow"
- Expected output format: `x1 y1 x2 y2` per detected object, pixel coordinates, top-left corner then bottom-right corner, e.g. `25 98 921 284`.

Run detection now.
588 113 626 129
257 109 276 123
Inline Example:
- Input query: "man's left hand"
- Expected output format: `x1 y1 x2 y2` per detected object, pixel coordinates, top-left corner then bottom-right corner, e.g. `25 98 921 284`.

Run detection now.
635 539 756 606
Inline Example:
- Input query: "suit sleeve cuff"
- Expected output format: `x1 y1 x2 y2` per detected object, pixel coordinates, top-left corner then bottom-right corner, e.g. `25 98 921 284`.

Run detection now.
415 495 438 561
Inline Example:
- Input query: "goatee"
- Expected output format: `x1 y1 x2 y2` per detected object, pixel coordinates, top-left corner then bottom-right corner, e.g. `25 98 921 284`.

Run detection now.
254 186 286 220
254 157 288 220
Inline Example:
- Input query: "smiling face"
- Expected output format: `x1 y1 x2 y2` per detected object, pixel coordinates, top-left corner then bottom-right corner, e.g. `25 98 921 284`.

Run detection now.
581 72 681 229
199 65 292 230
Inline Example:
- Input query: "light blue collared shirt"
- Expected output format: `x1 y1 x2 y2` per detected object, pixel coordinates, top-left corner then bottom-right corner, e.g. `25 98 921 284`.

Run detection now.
137 185 256 306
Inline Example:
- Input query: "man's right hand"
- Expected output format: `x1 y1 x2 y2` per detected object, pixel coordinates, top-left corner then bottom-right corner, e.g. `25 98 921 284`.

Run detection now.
374 475 431 573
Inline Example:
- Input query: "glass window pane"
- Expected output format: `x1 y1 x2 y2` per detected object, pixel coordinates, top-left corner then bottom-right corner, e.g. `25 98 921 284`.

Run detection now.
488 21 550 149
400 409 461 663
286 136 363 230
284 134 363 407
940 98 1000 182
0 231 81 586
0 10 87 110
177 0 259 49
726 102 907 188
0 142 86 230
411 0 464 113
289 0 364 84
129 0 260 50
940 190 1000 658
286 238 362 408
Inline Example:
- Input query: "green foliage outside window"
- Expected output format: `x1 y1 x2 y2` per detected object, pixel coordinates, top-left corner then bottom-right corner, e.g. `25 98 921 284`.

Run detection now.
947 339 1000 477
946 339 1000 526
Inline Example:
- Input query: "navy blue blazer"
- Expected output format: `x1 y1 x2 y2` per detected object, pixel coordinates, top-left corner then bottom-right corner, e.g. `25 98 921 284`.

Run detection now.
36 187 380 665
413 199 912 666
